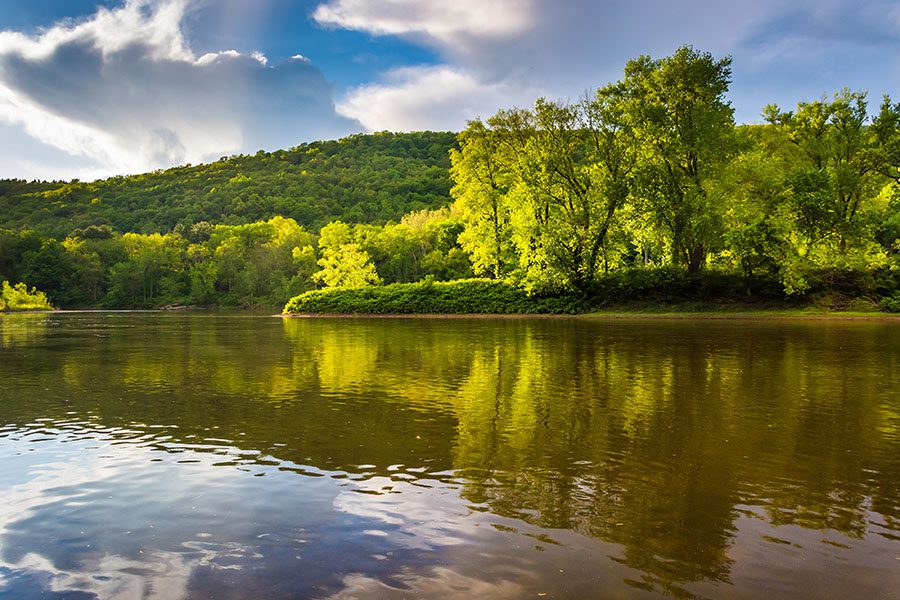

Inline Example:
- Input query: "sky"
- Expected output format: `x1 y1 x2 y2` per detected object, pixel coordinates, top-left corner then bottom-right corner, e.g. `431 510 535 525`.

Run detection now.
0 0 898 181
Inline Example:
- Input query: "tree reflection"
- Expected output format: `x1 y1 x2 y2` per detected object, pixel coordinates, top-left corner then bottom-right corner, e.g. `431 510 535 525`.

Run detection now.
0 314 897 597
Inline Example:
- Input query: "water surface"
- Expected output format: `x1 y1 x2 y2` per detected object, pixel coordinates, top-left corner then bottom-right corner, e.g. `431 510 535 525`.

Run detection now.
0 313 898 599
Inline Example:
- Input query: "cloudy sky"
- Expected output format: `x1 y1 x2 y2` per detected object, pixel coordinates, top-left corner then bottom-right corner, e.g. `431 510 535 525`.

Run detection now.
0 0 898 181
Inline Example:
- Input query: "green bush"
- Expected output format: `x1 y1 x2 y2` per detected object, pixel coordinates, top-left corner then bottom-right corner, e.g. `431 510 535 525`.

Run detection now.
284 279 587 314
592 267 782 305
880 293 900 313
0 281 54 311
595 266 898 308
283 266 900 315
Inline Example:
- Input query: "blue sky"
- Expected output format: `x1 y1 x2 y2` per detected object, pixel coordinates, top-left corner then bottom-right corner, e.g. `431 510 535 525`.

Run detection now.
0 0 898 180
0 0 439 87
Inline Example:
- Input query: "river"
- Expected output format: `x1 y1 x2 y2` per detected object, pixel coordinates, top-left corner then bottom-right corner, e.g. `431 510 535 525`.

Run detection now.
0 313 897 599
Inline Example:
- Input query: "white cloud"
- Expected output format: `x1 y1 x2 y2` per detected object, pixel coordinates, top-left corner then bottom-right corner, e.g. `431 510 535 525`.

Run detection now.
0 0 359 180
3 0 898 179
316 0 900 129
0 0 192 62
338 66 536 132
250 50 268 65
313 0 535 45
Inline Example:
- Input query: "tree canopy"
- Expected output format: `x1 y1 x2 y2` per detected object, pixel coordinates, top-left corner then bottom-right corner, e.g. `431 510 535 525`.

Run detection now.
0 132 457 237
1 47 899 311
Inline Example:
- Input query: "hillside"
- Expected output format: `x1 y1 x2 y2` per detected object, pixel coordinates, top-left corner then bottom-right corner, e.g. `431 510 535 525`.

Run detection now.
0 132 457 237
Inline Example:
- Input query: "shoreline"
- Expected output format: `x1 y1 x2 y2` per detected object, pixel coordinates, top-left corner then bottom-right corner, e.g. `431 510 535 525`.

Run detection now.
5 308 898 321
280 310 900 321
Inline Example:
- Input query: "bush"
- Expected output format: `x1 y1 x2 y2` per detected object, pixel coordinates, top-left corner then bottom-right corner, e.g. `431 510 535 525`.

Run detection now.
800 267 899 298
283 267 900 315
591 267 783 305
880 293 900 313
0 281 54 311
284 279 588 314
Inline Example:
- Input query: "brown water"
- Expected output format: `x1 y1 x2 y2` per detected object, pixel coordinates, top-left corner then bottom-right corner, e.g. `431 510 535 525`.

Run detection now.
0 313 898 599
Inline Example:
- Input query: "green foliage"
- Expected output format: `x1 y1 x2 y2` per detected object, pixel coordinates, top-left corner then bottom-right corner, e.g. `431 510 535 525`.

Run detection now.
449 48 898 301
0 132 457 237
18 239 78 304
619 46 735 272
451 46 736 291
764 90 897 265
450 120 516 279
313 222 381 288
3 48 900 313
881 293 900 312
284 279 588 314
283 266 899 315
451 93 636 292
0 281 53 311
1 217 322 308
0 207 472 308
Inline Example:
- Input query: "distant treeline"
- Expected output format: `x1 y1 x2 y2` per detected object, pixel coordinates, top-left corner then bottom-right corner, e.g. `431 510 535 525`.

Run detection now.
0 132 457 237
1 47 899 312
0 210 471 308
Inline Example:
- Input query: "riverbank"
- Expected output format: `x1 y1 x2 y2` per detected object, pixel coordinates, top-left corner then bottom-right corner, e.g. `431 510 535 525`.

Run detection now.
282 276 900 318
282 309 900 321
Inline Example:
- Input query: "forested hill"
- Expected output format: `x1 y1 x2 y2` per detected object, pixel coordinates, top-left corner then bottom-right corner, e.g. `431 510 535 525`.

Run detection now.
0 131 457 237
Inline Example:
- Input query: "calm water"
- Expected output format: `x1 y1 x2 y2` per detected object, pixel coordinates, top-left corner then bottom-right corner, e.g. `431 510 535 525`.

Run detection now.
0 313 898 599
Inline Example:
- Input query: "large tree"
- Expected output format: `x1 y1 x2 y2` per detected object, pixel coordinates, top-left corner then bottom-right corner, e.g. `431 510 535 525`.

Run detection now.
312 221 382 289
622 46 735 272
450 120 516 280
452 94 636 292
765 90 899 262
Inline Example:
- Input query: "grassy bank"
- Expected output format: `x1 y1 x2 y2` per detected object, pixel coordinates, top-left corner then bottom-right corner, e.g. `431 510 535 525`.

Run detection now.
283 269 900 316
0 281 54 312
284 279 587 315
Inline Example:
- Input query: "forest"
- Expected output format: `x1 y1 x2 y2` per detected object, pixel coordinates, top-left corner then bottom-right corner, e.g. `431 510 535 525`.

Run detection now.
1 47 899 312
0 131 456 237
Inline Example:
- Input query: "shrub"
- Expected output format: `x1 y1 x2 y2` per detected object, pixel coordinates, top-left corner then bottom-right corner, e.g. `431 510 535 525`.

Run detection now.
880 293 900 313
284 279 587 314
283 267 900 315
0 281 54 311
591 267 782 305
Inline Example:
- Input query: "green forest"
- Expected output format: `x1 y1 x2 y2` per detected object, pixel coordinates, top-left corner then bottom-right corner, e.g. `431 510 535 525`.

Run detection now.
0 131 456 236
2 47 899 313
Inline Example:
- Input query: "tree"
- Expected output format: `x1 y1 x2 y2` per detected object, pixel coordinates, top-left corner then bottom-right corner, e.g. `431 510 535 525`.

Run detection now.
0 280 53 311
370 223 427 283
107 233 185 307
21 239 76 304
765 90 897 267
63 237 107 303
452 94 636 292
312 222 382 288
451 120 516 279
717 127 796 293
622 46 735 272
872 96 900 184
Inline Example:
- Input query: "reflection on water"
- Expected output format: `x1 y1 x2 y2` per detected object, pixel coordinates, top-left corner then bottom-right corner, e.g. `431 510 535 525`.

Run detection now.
0 313 898 599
